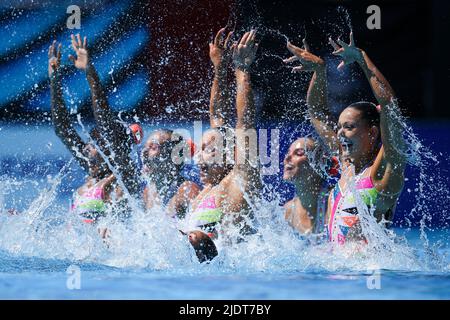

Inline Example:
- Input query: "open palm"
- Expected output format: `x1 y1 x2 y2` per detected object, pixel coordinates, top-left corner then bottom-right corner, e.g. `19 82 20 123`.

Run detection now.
209 27 233 69
232 30 258 70
329 32 363 70
69 34 89 70
284 39 324 72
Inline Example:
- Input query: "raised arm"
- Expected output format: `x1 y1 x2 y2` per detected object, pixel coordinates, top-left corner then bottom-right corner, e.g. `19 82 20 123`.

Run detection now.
285 40 339 154
68 34 141 196
209 28 234 128
69 34 130 148
330 33 406 193
232 30 259 181
215 30 260 234
48 40 89 172
355 44 405 163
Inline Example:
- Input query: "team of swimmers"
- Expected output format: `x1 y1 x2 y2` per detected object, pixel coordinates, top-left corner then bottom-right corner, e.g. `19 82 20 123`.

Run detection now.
48 27 406 262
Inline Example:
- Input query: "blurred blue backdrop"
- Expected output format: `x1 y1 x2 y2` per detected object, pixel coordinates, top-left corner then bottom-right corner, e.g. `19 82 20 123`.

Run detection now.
0 0 149 115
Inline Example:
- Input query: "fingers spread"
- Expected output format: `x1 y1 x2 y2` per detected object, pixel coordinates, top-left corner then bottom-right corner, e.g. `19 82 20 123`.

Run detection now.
57 43 62 60
336 38 348 48
50 40 57 57
248 29 256 44
329 37 340 51
230 41 237 53
76 33 82 47
349 31 355 46
283 56 298 63
287 41 303 56
253 42 259 53
70 34 78 51
332 47 344 56
83 36 87 48
239 31 250 46
224 31 233 48
292 65 304 73
214 27 226 46
302 38 310 52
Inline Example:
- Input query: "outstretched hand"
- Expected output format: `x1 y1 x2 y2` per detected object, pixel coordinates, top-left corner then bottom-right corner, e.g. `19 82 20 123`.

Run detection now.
69 34 89 70
329 32 363 70
48 40 61 77
209 27 234 70
284 39 324 72
232 30 259 71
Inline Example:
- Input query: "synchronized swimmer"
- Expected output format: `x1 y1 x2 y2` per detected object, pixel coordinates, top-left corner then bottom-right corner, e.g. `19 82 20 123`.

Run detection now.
48 26 407 262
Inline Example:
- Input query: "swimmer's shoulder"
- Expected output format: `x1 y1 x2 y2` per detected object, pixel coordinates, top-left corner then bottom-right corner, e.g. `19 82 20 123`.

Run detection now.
220 169 253 194
284 200 294 220
177 180 201 201
284 197 300 220
284 197 298 210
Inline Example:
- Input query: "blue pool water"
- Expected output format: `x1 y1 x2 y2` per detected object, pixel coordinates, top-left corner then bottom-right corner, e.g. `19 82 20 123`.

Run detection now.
0 228 449 300
0 123 449 299
0 228 449 301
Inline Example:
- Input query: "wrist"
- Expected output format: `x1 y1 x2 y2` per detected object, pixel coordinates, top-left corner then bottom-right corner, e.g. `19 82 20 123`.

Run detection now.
234 62 251 74
235 68 250 81
355 49 365 64
49 70 60 83
214 65 227 78
314 62 326 73
85 62 94 73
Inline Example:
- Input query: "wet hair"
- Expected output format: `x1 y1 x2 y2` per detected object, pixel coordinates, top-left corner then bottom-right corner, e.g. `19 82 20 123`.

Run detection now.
347 101 380 128
189 231 218 263
346 101 382 147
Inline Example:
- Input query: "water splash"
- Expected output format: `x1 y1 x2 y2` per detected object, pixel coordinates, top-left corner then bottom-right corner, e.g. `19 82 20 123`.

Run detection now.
76 114 144 214
337 6 353 35
1 149 443 274
0 2 448 276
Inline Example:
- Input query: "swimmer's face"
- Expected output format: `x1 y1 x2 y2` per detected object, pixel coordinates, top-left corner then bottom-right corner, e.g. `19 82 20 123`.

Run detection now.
84 144 106 178
197 130 231 185
283 138 315 182
337 107 379 162
141 131 173 175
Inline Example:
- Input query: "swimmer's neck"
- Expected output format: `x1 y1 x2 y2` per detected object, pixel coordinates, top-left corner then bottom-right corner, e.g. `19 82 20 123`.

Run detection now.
341 156 374 175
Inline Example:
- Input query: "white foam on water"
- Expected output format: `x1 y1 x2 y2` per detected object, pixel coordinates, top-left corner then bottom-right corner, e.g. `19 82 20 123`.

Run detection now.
0 100 448 274
0 7 449 276
0 163 443 275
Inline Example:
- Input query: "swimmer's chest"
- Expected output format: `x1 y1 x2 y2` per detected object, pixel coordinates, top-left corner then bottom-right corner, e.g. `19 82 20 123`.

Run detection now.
191 185 217 212
76 178 118 203
191 184 248 214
